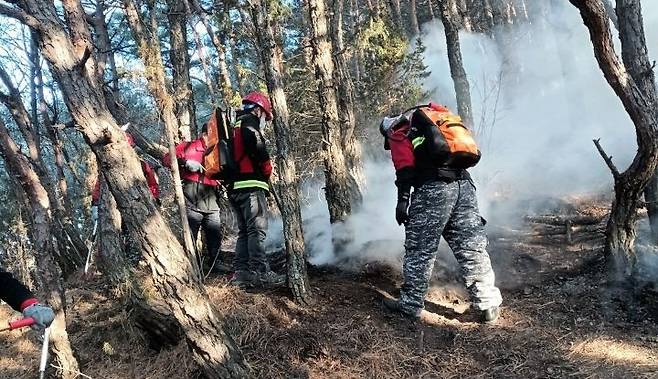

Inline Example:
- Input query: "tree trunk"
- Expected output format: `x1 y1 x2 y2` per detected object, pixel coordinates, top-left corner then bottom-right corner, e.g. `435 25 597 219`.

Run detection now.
306 0 354 224
613 0 658 248
97 178 183 348
331 0 365 206
569 0 658 278
122 0 198 268
2 1 250 375
0 118 80 379
187 0 236 106
439 0 474 127
410 0 420 34
387 0 403 29
191 21 219 105
248 0 313 305
166 0 196 140
0 63 86 275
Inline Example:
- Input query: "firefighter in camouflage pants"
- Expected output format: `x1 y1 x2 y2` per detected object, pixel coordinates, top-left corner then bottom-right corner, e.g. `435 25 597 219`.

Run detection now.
380 104 502 323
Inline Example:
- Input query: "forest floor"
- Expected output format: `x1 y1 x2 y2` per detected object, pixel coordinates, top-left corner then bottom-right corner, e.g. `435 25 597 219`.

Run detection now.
1 196 658 379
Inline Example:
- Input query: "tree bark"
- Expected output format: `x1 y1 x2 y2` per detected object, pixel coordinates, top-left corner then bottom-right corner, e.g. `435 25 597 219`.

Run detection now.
331 0 365 206
569 0 658 277
306 0 354 224
0 118 80 379
387 0 403 29
0 63 86 275
439 0 474 127
122 0 198 268
166 0 196 140
1 1 250 375
249 0 313 305
97 178 183 348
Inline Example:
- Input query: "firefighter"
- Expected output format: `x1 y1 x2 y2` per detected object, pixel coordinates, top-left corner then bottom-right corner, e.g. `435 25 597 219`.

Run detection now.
163 124 229 273
380 103 503 323
0 269 55 329
226 91 284 288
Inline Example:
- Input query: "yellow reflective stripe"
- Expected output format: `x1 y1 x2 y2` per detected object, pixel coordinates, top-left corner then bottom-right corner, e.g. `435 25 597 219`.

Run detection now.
233 180 269 191
412 137 425 149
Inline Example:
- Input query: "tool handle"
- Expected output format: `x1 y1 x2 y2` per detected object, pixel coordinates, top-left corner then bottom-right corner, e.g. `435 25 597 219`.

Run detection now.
8 317 35 330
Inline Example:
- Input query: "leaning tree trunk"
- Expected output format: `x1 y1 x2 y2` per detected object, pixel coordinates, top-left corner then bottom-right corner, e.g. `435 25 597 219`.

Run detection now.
0 1 250 376
331 0 365 206
122 0 198 267
97 178 183 348
306 0 354 224
569 0 658 278
166 0 196 140
249 0 313 305
0 64 86 274
0 118 80 379
439 0 474 127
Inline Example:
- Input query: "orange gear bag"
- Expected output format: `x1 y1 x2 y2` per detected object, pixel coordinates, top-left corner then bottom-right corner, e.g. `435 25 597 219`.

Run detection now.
411 103 481 169
203 108 236 178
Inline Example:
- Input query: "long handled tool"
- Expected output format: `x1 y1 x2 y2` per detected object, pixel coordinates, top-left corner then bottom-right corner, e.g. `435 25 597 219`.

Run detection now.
0 317 35 332
39 327 50 379
1 318 51 379
84 219 98 275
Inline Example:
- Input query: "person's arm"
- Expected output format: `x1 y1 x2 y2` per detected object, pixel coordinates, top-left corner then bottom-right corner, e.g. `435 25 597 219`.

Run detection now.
389 123 415 200
0 269 36 312
388 123 415 225
141 161 160 200
162 142 189 168
241 123 272 179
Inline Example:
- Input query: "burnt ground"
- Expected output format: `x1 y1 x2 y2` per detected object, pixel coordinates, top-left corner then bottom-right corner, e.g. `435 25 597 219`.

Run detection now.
1 198 658 379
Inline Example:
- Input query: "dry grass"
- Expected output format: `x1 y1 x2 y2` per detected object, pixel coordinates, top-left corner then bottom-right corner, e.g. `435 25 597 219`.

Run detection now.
2 197 658 378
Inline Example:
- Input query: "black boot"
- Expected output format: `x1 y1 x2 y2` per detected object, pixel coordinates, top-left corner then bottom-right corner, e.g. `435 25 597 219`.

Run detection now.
481 306 500 324
383 298 420 320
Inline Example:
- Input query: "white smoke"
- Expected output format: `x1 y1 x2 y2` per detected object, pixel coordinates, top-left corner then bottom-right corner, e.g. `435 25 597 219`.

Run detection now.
266 4 658 270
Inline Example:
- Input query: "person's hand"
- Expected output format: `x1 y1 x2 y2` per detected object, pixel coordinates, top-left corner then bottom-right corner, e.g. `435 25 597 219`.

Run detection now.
22 304 55 329
395 198 410 225
185 160 205 173
91 205 98 224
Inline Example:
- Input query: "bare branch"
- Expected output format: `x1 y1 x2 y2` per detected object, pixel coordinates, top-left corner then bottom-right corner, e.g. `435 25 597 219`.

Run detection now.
0 3 42 29
593 138 620 179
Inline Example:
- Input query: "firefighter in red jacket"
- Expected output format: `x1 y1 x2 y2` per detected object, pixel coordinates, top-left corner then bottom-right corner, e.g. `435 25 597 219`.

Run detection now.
163 123 229 273
227 92 284 288
0 269 55 329
380 104 502 323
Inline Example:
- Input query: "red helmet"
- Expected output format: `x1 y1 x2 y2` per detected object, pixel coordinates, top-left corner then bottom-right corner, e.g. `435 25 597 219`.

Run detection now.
242 91 273 121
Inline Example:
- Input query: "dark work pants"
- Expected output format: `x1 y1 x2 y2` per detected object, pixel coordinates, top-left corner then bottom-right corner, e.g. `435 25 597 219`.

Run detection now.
187 207 222 260
228 190 269 273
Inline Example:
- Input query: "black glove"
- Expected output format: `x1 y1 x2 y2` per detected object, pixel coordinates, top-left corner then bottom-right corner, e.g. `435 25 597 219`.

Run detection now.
395 194 410 225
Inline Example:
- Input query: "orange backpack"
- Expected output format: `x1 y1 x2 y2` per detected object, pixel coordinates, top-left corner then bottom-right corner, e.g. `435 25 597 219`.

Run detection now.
203 108 237 178
410 103 481 169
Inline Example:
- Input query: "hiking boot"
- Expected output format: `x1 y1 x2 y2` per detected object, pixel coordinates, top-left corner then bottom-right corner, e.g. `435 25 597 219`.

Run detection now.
481 306 500 324
383 298 420 320
229 270 255 289
255 271 286 287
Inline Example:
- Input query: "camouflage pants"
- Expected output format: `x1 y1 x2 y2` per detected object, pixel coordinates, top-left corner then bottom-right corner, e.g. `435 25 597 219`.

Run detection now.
399 179 502 315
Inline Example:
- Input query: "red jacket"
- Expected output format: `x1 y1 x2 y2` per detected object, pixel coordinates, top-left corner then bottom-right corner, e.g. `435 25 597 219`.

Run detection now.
163 138 220 186
227 113 272 192
92 160 159 204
